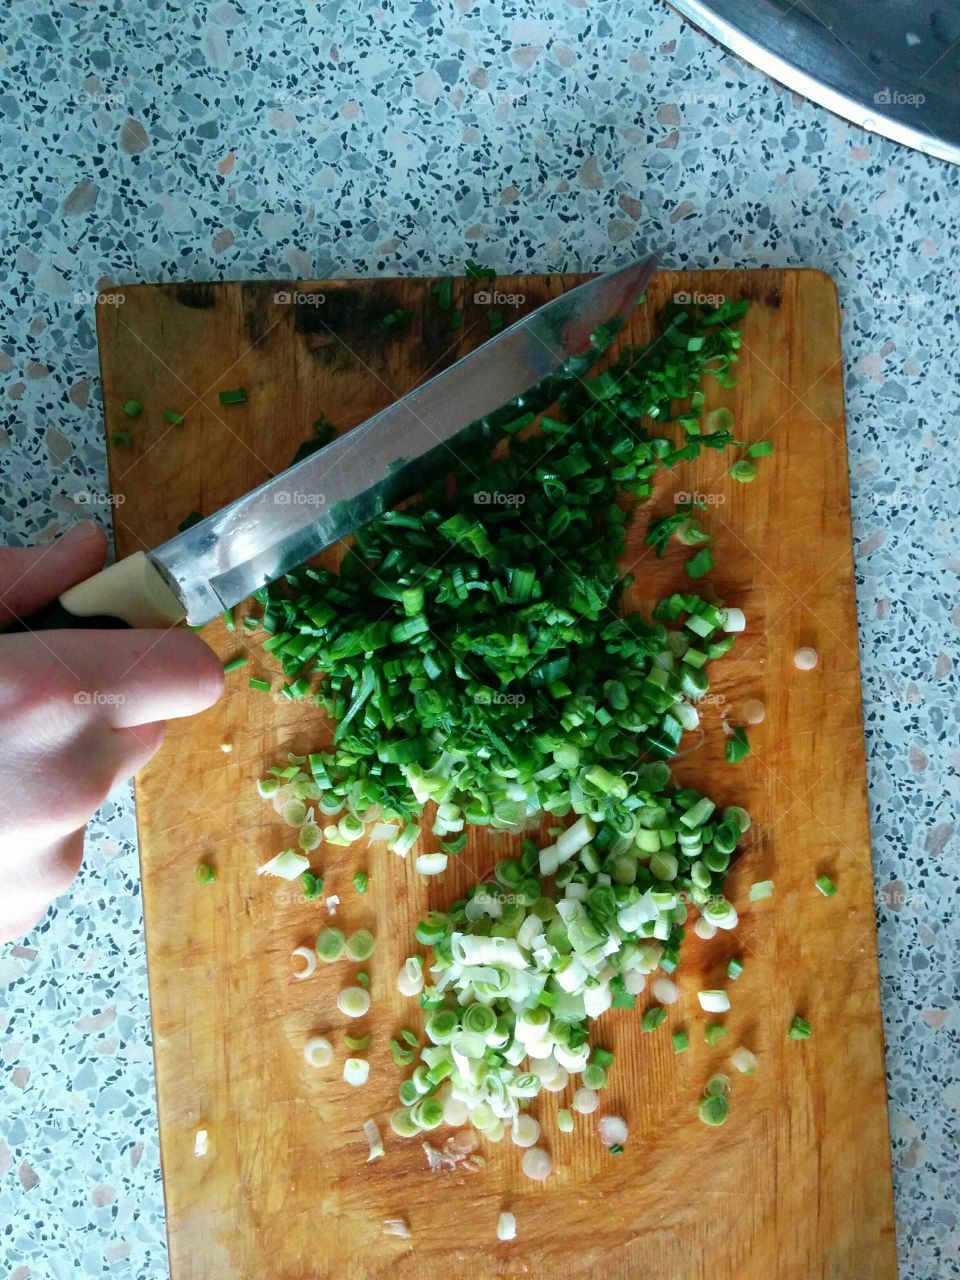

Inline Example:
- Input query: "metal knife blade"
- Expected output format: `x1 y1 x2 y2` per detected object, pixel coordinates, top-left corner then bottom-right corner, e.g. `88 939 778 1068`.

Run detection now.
151 258 657 624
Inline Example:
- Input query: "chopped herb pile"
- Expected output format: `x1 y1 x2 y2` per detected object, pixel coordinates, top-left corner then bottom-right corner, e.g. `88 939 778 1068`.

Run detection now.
248 297 749 849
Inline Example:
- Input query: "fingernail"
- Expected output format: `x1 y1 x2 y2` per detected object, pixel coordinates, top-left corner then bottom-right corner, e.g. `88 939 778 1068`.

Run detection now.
63 521 102 543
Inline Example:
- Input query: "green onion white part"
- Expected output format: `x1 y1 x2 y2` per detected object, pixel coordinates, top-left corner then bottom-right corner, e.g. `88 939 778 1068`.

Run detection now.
557 1108 574 1133
598 1115 628 1148
303 1036 333 1068
497 1211 517 1241
344 1058 370 1087
256 848 309 880
731 1046 758 1074
338 987 371 1018
383 1218 410 1239
362 1118 384 1161
749 880 774 902
386 792 748 1161
698 989 731 1014
291 946 317 981
194 1128 208 1157
794 647 819 670
520 1147 552 1181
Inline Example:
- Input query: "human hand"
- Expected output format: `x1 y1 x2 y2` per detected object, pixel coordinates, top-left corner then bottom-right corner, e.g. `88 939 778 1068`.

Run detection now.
0 523 223 940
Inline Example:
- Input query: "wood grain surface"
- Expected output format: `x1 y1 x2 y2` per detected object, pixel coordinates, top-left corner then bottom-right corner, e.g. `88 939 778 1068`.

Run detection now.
96 270 897 1280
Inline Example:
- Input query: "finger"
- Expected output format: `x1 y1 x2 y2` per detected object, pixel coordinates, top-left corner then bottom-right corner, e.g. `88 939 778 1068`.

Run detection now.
111 719 166 774
10 626 224 728
0 720 164 842
0 829 85 942
0 523 108 628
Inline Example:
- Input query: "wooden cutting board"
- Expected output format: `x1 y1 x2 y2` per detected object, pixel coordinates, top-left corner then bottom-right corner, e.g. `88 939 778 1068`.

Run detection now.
96 270 897 1280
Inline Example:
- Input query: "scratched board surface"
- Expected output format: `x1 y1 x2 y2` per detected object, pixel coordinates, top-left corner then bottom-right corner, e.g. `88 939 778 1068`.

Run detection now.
96 271 896 1280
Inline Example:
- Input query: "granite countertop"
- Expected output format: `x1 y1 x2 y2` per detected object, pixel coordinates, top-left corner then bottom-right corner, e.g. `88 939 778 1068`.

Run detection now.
1 2 957 1277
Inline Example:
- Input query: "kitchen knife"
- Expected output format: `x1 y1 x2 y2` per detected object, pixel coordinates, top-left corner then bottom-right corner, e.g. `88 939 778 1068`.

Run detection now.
8 258 657 632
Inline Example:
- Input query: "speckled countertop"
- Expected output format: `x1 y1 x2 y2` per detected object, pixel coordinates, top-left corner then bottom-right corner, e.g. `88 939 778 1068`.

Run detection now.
0 2 957 1277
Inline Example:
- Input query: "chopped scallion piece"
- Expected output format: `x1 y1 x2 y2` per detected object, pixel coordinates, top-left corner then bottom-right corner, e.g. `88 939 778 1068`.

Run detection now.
218 387 247 405
353 870 369 895
163 410 185 425
195 864 215 884
223 656 247 673
749 880 774 902
729 460 757 482
704 1023 728 1046
122 399 143 418
725 726 751 763
815 875 837 897
747 440 774 458
671 1029 689 1054
641 1006 668 1032
726 956 744 980
788 1015 812 1040
685 547 714 579
248 677 271 692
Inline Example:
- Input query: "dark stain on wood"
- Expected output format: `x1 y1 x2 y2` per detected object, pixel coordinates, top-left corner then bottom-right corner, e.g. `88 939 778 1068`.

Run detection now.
167 282 217 310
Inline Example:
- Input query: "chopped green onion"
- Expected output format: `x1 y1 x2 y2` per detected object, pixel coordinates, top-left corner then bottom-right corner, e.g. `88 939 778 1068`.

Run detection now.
345 1032 371 1051
122 399 142 418
815 875 838 897
725 726 751 763
343 1057 370 1086
747 440 774 458
704 1073 731 1097
195 864 215 884
223 655 247 673
301 870 323 900
163 410 185 425
729 460 757 482
685 547 714 579
111 429 132 445
557 1109 574 1133
345 930 375 962
177 510 201 532
218 388 247 405
788 1016 812 1040
248 677 271 692
316 928 345 963
223 607 235 631
641 1006 668 1033
698 1094 729 1126
256 848 309 880
353 870 369 895
390 1039 414 1067
749 880 774 902
671 1029 689 1054
704 1023 728 1046
400 1028 419 1048
726 956 744 980
608 1143 624 1155
355 971 369 988
338 986 371 1018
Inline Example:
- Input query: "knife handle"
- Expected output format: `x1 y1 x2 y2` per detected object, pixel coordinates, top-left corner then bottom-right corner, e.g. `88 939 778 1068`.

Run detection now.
4 552 186 633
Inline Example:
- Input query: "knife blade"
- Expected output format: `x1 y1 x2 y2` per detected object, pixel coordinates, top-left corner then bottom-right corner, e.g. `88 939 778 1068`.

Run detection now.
52 257 656 631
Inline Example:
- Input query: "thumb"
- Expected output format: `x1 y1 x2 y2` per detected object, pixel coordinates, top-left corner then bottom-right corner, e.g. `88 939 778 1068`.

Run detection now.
0 523 109 628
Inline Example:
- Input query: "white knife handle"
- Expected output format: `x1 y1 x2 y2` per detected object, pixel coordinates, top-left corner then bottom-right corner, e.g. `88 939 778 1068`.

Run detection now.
59 552 185 628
